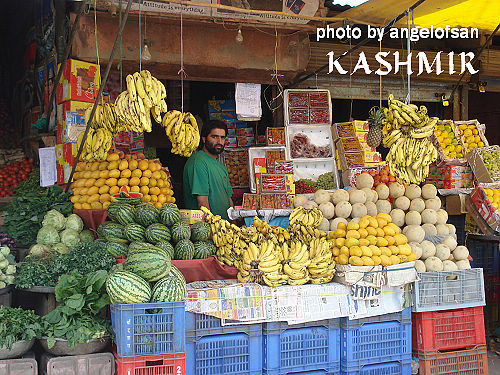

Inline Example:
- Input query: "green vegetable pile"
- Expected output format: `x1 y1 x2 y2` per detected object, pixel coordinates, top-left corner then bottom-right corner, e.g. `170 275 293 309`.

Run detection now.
43 270 111 348
2 185 73 246
15 242 115 289
9 169 41 196
297 172 338 191
0 307 43 350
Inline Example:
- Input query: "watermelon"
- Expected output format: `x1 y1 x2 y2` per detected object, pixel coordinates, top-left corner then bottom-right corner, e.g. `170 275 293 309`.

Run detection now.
97 222 128 242
151 266 187 302
171 222 191 243
194 240 216 259
145 223 171 244
106 202 126 222
174 239 195 260
159 204 182 227
113 204 137 226
134 203 160 227
190 221 211 242
106 270 152 304
156 241 175 259
124 223 146 242
105 241 129 257
125 248 172 282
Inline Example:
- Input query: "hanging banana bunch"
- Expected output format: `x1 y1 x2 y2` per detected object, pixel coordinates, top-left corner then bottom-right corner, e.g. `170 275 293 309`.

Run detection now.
115 70 168 133
380 95 438 184
162 110 200 157
76 127 114 161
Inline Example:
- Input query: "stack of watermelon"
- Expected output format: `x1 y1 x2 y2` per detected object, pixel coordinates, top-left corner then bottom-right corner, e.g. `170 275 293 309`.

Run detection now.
98 201 217 305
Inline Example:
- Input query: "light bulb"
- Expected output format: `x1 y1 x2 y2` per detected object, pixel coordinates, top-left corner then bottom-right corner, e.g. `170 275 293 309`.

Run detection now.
142 40 152 61
235 28 243 44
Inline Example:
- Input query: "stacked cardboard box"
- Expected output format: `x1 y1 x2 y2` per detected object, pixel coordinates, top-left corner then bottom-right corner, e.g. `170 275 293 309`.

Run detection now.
55 60 100 184
425 164 474 189
208 100 255 147
332 121 382 170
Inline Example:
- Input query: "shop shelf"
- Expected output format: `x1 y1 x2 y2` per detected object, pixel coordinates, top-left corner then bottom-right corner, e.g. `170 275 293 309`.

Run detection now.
339 358 412 375
110 301 185 357
263 319 340 374
412 306 485 352
447 215 466 245
340 309 411 373
0 358 37 375
466 234 500 274
412 269 485 312
185 311 262 342
186 331 263 375
115 352 185 375
414 345 488 375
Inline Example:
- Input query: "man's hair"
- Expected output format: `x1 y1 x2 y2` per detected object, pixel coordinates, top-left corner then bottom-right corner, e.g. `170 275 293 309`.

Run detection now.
201 120 228 139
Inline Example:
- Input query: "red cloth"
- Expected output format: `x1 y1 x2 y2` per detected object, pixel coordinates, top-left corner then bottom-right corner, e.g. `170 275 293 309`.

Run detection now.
74 209 107 236
172 256 238 283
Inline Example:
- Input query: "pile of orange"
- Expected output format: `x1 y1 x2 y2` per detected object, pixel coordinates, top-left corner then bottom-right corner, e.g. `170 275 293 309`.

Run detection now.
69 152 175 209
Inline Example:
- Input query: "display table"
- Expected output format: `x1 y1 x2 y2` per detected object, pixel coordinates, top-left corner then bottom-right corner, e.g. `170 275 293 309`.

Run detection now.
172 256 238 283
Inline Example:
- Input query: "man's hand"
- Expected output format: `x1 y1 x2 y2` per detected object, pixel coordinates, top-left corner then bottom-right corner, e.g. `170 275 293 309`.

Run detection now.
196 195 210 211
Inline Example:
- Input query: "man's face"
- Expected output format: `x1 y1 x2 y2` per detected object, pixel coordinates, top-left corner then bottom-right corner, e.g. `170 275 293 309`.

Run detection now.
203 128 226 155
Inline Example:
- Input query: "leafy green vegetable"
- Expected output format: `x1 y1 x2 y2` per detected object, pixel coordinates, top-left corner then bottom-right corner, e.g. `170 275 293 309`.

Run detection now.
0 307 43 350
64 214 83 233
37 225 60 245
60 228 80 248
42 210 66 231
9 169 41 196
15 242 115 289
2 185 73 246
43 270 111 348
79 230 94 243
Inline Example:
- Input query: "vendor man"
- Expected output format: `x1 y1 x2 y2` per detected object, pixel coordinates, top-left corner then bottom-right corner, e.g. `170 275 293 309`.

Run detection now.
183 120 233 221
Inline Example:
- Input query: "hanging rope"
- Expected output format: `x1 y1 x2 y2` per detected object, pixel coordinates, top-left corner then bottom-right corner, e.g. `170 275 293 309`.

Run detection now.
94 0 101 87
139 0 142 70
178 1 187 112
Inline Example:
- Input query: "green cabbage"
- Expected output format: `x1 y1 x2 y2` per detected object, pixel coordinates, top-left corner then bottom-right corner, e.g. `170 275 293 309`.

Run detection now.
79 229 94 243
52 243 69 255
37 226 60 245
60 228 80 248
0 247 10 257
65 214 84 233
29 244 52 257
42 210 66 231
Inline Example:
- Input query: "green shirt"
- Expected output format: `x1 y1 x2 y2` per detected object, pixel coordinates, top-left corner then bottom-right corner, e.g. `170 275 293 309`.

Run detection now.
183 150 233 221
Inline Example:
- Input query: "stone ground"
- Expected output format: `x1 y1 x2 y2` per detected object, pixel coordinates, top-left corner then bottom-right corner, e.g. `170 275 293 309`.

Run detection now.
489 350 500 374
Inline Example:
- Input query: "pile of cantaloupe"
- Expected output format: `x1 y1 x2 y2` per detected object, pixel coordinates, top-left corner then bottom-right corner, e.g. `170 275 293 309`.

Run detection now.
69 152 175 209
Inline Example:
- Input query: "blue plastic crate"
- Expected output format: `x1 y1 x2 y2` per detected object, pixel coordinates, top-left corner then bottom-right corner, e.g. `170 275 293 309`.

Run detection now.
110 301 185 357
263 319 340 374
186 331 263 375
448 215 466 245
265 370 338 375
186 311 262 342
341 309 411 373
466 234 500 275
340 358 412 375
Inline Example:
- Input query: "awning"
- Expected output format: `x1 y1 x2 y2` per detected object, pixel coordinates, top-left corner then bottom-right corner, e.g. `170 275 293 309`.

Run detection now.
337 0 500 33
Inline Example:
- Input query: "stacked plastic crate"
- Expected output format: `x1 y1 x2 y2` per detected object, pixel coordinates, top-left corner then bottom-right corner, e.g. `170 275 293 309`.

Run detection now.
340 309 412 375
466 233 500 333
185 311 263 375
110 301 186 374
412 268 488 374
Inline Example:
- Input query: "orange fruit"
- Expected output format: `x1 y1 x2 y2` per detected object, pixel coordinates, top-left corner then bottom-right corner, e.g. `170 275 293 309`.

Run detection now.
149 178 158 187
130 186 140 193
150 195 158 203
107 152 120 162
99 194 111 203
91 202 103 209
99 170 110 179
102 201 111 209
74 202 82 209
154 202 163 209
142 169 152 178
160 171 167 179
140 186 150 195
98 185 110 194
84 163 92 171
109 169 120 178
109 186 120 195
70 195 79 203
148 162 158 171
107 161 118 170
95 178 106 187
138 160 149 170
118 178 129 187
88 194 100 203
120 169 132 178
160 187 169 194
143 194 152 202
83 171 92 179
132 169 142 178
87 186 99 195
156 179 165 188
79 195 88 203
129 177 140 186
106 178 118 186
79 188 89 196
84 178 96 187
128 159 138 170
90 162 100 171
158 194 167 203
152 171 162 180
150 187 160 195
82 203 92 209
118 160 129 170
140 177 150 186
91 170 100 179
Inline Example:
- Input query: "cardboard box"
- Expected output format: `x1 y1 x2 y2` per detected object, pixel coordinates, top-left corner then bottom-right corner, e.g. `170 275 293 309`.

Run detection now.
446 194 468 215
208 99 236 113
331 121 368 139
179 209 205 224
56 101 92 143
56 59 100 104
470 186 500 231
467 146 500 184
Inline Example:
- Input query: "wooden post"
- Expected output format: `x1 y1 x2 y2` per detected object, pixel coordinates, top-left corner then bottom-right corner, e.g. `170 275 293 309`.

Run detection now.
460 85 469 121
452 89 460 121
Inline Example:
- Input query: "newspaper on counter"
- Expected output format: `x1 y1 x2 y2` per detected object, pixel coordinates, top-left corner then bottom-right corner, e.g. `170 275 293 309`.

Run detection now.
334 265 383 288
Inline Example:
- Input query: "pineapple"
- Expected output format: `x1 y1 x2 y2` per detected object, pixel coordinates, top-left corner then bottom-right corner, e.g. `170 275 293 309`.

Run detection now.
366 106 385 148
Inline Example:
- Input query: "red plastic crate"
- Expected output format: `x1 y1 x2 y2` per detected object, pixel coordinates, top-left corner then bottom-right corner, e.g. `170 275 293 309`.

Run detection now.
115 352 185 375
412 306 485 351
415 345 488 375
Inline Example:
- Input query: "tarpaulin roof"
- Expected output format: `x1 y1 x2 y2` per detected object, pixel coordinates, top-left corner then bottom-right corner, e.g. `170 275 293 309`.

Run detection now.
336 0 500 33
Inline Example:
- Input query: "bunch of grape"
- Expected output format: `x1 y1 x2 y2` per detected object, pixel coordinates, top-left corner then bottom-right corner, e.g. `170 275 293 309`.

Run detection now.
315 172 337 190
